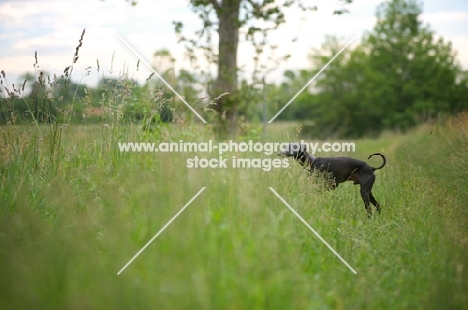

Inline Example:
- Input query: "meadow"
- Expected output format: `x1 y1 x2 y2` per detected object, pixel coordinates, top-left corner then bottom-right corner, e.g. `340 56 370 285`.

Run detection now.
1 115 468 309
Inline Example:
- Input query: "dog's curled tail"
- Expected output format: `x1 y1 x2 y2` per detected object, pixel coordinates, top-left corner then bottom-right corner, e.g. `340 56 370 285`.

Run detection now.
368 153 386 170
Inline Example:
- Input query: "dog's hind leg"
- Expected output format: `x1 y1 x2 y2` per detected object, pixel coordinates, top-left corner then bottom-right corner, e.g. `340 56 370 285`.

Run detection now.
370 192 381 213
359 175 375 218
360 188 372 218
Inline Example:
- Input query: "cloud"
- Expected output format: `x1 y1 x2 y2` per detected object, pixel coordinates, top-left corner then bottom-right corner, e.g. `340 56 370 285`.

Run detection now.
420 11 467 24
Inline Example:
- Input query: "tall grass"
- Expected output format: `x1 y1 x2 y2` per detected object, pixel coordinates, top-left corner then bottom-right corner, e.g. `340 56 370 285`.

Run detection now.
1 116 467 309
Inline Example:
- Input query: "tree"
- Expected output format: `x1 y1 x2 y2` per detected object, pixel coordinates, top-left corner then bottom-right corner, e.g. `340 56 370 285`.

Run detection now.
366 0 462 129
298 0 467 138
173 0 352 137
306 36 390 137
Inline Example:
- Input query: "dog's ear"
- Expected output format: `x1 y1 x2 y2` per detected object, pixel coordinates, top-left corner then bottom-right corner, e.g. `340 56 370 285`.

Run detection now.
278 142 309 157
289 143 306 153
278 143 300 156
291 143 307 153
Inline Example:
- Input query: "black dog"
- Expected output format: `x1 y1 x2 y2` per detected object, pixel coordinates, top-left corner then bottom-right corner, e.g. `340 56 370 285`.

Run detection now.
278 143 386 217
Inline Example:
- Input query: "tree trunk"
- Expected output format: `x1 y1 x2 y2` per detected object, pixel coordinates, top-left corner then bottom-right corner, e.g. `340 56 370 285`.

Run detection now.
215 0 240 138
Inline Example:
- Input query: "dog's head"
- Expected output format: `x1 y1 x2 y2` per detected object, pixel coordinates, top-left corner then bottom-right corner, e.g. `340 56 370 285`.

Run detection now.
277 143 309 159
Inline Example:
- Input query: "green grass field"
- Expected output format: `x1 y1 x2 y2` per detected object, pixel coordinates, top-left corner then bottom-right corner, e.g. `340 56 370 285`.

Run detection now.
1 117 467 309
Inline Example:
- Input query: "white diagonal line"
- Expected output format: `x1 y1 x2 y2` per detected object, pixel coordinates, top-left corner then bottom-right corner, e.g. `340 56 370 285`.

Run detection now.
268 187 357 274
268 36 356 123
117 187 206 275
118 35 207 124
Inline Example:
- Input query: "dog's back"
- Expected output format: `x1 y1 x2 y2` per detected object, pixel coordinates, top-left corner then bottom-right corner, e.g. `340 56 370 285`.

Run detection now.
312 157 370 184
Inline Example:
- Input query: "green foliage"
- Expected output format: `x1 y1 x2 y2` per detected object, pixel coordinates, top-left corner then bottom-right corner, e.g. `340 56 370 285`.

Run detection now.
367 0 462 128
273 0 468 138
0 47 203 127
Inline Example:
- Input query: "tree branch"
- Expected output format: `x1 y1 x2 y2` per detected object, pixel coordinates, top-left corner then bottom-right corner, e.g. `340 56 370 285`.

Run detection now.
209 0 220 12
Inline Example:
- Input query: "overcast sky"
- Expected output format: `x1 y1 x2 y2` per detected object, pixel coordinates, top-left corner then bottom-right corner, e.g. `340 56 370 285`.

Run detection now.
0 0 467 88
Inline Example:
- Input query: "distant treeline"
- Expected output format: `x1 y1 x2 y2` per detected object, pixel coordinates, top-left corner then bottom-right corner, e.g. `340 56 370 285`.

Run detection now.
269 1 468 137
